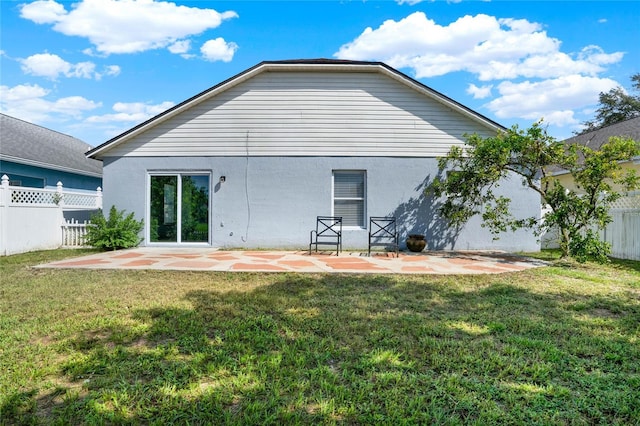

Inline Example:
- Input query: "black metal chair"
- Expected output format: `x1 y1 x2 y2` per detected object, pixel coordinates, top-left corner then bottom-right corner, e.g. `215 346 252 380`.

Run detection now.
309 216 342 256
368 216 399 257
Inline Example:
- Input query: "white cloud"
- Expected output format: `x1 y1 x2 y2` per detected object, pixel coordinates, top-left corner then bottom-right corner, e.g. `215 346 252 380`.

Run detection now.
0 83 50 102
168 40 191 54
485 75 619 126
55 96 102 116
335 12 626 130
19 0 238 56
0 83 172 144
578 45 624 66
20 53 120 80
20 53 71 79
169 40 196 59
334 12 623 81
19 0 67 24
68 61 96 79
467 84 493 99
0 83 101 122
85 101 175 124
104 65 121 77
201 38 238 62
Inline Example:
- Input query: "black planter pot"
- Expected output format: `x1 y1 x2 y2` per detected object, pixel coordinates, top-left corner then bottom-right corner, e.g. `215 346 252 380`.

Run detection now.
406 234 426 252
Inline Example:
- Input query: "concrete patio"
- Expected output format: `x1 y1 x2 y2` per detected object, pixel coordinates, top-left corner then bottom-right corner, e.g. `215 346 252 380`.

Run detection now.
38 248 547 274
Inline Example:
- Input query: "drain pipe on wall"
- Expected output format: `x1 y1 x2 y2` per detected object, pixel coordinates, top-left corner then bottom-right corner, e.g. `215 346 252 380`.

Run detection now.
242 130 251 243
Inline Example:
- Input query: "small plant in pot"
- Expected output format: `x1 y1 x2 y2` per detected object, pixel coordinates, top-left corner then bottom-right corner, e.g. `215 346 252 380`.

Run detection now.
406 234 426 252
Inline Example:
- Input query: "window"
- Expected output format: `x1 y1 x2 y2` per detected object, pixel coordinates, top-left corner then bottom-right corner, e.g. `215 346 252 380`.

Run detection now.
333 170 365 227
0 173 44 188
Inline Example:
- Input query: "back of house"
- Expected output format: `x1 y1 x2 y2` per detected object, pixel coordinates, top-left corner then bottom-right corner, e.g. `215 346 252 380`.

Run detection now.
88 59 541 252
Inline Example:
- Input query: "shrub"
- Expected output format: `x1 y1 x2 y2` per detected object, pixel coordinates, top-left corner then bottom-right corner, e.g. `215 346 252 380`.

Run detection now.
568 229 611 264
86 206 144 251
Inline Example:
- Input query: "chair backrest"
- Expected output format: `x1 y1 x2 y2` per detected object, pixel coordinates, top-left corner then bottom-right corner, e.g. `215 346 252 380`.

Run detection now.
316 216 342 237
369 216 396 238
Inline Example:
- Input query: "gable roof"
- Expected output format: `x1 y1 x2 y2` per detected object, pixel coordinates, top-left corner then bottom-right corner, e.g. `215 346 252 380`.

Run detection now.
0 113 102 177
562 116 640 150
87 59 505 159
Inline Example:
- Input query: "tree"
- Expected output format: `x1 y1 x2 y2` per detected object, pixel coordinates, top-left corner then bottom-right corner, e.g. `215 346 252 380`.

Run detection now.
429 122 639 262
580 73 640 133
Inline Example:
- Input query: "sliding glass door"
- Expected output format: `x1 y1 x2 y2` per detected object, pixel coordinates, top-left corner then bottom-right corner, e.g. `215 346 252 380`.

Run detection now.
149 174 210 243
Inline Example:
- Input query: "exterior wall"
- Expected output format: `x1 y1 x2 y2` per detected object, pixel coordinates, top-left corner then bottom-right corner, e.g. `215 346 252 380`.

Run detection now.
553 161 639 193
105 71 496 158
102 156 540 252
0 160 102 190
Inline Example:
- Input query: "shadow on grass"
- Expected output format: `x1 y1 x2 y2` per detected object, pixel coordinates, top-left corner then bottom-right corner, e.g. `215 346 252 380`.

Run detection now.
611 257 640 274
530 249 640 274
3 273 639 424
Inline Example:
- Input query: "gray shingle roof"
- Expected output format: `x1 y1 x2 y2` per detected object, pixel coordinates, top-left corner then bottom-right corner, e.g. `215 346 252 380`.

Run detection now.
0 113 102 177
550 117 640 176
562 117 640 149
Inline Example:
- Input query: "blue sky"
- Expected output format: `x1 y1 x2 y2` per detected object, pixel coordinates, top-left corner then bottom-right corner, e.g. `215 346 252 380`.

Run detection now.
1 0 638 146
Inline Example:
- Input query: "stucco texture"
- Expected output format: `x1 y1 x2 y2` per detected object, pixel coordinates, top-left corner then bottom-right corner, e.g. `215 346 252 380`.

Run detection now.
102 156 540 252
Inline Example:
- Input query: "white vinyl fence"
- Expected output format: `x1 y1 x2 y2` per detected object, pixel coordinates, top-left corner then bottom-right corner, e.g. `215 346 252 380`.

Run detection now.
0 175 101 256
62 219 93 247
542 192 640 261
600 193 640 260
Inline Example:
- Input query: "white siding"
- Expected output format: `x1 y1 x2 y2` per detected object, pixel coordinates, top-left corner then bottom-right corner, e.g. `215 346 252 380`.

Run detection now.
106 71 496 158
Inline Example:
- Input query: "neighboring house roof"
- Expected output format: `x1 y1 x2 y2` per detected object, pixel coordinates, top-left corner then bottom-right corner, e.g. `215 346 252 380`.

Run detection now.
0 113 102 177
551 117 640 176
87 59 505 159
563 116 640 151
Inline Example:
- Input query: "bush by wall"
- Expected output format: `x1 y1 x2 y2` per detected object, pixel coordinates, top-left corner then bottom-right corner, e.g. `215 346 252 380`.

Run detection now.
85 206 143 251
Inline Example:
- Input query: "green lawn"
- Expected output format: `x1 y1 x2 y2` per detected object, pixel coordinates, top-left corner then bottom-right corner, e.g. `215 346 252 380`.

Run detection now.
1 249 639 425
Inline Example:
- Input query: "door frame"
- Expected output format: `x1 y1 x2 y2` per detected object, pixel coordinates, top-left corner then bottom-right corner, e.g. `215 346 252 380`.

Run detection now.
146 171 212 246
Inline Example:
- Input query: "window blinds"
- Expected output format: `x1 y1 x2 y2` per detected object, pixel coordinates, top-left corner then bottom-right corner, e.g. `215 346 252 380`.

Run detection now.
333 171 365 227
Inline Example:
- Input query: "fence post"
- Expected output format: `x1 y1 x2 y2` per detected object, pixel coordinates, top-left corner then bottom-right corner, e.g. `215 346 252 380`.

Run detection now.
0 175 9 255
96 187 103 209
1 175 9 204
56 181 65 208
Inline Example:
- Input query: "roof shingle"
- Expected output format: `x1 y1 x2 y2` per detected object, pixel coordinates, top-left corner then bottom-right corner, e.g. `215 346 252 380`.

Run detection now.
0 113 102 176
562 117 640 150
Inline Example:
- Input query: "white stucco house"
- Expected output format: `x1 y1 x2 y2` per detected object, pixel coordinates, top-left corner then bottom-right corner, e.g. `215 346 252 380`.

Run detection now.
87 59 540 252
